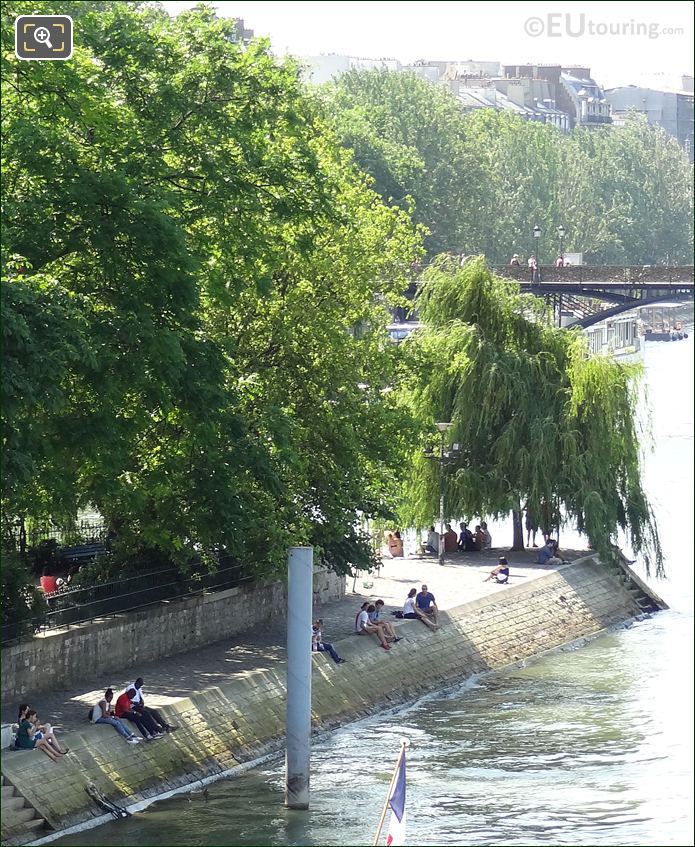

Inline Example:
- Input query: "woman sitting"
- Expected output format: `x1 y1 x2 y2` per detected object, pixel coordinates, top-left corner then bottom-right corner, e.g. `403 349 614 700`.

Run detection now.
388 531 404 558
402 588 437 630
16 709 67 761
484 557 510 584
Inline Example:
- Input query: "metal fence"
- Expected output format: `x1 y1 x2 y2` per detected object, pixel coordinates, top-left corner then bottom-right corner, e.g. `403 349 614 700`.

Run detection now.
1 559 247 646
4 519 108 554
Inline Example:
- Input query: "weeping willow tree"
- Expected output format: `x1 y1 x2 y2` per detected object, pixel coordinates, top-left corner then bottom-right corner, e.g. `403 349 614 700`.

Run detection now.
400 256 663 576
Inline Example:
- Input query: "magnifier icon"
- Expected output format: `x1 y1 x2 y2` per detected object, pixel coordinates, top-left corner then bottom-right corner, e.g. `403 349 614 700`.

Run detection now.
34 26 53 49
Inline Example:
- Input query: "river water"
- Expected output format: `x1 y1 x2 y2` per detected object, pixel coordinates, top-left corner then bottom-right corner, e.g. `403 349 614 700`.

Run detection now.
54 338 694 847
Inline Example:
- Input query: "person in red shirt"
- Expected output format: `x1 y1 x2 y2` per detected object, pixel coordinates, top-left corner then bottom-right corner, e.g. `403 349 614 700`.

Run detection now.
115 688 161 739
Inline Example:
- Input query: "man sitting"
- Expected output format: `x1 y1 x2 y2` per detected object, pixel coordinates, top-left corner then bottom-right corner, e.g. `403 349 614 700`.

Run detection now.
421 526 439 555
355 604 392 650
535 539 567 565
130 678 179 733
443 524 458 553
415 584 439 628
457 523 477 552
115 688 162 739
312 620 346 664
484 557 510 583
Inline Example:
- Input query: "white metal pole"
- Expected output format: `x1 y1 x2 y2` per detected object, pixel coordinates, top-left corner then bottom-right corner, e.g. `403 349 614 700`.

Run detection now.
285 546 313 810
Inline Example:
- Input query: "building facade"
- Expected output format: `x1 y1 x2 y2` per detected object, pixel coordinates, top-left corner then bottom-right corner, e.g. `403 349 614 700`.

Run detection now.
605 83 694 160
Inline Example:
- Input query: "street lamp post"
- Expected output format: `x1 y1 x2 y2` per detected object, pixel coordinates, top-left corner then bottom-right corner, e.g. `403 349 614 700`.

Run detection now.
557 225 566 263
435 422 453 566
533 224 541 281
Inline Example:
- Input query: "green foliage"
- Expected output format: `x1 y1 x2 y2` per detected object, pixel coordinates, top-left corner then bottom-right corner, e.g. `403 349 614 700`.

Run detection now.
1 552 48 634
323 69 484 256
1 1 421 577
324 74 693 264
401 257 663 576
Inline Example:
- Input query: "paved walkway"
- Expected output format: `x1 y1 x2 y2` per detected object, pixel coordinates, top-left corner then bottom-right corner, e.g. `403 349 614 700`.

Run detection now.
2 546 586 731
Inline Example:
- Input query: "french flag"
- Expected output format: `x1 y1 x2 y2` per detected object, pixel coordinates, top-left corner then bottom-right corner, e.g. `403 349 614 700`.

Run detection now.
386 750 406 846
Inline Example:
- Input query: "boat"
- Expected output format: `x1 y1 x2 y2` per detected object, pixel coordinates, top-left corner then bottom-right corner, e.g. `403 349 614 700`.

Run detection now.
638 302 691 342
584 310 643 362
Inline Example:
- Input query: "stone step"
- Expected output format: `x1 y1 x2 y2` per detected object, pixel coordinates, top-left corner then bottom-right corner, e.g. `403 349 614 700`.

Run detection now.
6 806 38 825
1 795 26 812
22 817 48 833
1 784 16 798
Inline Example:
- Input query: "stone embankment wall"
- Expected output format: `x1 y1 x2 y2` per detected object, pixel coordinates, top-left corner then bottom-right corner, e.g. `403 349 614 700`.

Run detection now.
1 557 649 845
1 568 344 703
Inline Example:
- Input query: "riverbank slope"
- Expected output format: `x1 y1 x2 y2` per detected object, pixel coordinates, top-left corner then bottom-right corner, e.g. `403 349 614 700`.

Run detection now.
1 554 662 846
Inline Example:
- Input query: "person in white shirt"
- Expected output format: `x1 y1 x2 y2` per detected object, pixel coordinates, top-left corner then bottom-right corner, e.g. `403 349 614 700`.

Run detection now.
367 601 401 642
130 678 178 733
356 608 392 650
311 619 346 664
421 526 440 555
402 588 437 630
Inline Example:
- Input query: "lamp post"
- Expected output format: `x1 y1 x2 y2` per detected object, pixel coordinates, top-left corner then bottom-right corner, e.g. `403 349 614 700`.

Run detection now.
435 422 452 565
557 225 566 263
532 224 541 281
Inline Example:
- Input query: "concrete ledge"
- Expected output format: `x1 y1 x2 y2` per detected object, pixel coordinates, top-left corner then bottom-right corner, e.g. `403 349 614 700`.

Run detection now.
1 568 344 703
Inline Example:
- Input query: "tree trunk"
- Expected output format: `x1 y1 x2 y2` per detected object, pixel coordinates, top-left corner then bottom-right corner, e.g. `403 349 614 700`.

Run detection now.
511 508 524 551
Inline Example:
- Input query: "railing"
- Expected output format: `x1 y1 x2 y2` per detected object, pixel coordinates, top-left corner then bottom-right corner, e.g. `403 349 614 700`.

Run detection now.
1 558 248 646
3 519 108 554
494 265 695 285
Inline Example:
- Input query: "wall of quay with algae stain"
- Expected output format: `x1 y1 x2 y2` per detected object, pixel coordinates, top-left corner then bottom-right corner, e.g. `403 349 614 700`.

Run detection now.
1 568 345 704
1 556 656 845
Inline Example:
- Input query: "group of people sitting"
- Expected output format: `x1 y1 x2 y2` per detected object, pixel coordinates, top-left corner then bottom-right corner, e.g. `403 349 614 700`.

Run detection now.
400 585 439 630
13 678 180 759
14 705 69 762
355 600 403 650
421 522 492 555
89 677 179 743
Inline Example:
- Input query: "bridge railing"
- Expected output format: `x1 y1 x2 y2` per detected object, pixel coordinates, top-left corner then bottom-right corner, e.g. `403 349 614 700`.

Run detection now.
494 266 694 285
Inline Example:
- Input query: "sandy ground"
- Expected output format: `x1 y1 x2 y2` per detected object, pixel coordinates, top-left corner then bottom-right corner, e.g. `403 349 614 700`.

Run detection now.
1 545 587 731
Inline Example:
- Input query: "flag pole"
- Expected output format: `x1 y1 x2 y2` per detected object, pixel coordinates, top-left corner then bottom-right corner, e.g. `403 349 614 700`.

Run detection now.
372 740 407 847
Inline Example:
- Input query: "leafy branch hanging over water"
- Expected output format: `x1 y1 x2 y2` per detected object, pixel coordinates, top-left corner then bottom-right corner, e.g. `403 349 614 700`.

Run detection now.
400 257 663 577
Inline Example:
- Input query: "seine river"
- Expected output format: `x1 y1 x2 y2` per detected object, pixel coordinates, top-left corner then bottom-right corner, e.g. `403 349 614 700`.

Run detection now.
55 337 694 847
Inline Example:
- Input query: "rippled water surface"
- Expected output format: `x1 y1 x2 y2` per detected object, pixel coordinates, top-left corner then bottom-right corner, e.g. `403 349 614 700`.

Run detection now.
55 339 694 846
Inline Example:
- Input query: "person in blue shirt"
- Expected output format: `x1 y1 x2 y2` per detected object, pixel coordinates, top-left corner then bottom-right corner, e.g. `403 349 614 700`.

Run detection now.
415 584 439 628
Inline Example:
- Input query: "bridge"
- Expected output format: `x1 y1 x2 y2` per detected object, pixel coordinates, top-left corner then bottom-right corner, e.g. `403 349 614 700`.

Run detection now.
493 265 694 327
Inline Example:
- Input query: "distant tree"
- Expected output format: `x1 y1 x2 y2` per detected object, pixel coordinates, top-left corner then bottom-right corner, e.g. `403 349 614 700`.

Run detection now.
323 69 485 256
400 257 663 576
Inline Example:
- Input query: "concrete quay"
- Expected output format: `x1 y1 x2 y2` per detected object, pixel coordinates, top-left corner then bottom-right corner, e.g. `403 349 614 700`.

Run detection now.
1 547 579 731
3 546 655 846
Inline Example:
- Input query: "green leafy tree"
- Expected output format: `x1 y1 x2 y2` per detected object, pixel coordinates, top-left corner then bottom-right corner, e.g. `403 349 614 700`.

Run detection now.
323 69 485 256
400 257 663 575
1 1 421 577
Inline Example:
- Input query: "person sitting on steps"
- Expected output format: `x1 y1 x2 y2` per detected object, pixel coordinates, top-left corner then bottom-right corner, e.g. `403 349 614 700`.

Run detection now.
16 709 68 761
115 688 163 739
368 600 402 642
416 584 440 628
356 604 393 650
130 678 178 734
91 688 142 744
312 619 346 664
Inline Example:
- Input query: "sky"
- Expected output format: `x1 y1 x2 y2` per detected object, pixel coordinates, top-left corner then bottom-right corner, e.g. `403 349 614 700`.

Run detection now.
160 0 694 90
